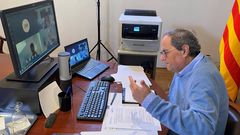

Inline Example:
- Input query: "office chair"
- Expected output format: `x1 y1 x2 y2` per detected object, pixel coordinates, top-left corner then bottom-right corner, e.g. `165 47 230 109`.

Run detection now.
0 36 6 53
224 102 240 135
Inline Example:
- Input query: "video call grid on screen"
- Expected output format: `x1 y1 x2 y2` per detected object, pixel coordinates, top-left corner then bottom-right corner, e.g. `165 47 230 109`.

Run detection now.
65 39 90 68
4 3 58 75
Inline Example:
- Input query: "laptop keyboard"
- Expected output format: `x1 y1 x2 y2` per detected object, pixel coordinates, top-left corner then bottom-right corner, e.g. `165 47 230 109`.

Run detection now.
80 60 99 73
77 60 109 79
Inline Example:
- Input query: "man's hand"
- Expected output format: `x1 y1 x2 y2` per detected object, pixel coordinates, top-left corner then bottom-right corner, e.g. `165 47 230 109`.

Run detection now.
129 76 151 103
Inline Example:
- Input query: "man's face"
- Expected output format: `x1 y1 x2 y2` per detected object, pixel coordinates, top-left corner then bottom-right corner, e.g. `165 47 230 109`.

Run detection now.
160 35 187 73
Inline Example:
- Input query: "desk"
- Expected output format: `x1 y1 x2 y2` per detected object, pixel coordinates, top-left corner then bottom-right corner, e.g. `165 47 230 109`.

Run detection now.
0 54 168 135
0 54 13 80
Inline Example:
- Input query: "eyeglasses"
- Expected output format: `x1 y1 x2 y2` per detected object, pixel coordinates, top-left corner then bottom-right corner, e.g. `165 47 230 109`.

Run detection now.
159 48 176 57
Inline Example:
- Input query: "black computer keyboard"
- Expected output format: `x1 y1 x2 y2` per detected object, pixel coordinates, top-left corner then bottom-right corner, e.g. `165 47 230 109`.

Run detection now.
77 80 110 121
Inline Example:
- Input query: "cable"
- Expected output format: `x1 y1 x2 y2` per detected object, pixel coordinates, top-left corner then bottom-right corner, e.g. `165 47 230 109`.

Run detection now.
43 55 54 63
75 85 87 93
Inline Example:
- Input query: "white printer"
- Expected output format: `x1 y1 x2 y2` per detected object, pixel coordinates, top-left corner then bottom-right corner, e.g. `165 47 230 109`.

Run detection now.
119 9 162 52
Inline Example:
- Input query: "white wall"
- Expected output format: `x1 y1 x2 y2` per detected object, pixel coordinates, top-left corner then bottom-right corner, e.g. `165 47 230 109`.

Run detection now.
0 0 234 67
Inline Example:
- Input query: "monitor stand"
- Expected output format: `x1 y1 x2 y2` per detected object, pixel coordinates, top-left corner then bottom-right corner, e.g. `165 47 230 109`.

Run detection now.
6 58 58 82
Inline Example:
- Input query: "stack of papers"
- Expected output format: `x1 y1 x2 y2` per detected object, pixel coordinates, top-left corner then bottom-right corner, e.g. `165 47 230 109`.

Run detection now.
111 65 151 103
103 106 161 131
81 74 161 135
81 130 157 135
0 117 5 131
82 65 160 135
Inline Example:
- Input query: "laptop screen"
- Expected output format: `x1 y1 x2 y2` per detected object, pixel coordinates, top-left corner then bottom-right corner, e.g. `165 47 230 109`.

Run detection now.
64 38 90 68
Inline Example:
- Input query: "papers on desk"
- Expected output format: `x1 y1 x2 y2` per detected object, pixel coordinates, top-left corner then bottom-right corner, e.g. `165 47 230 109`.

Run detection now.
111 65 151 103
38 81 62 118
81 93 161 134
0 116 5 130
81 130 157 135
103 106 161 131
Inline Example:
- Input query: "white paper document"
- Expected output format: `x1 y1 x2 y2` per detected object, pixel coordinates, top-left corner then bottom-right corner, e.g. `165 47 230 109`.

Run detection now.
81 130 157 135
111 65 152 103
0 116 5 130
38 81 62 118
104 106 161 131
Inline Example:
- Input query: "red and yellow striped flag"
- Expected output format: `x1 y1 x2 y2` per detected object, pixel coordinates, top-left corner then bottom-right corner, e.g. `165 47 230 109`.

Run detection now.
219 0 240 102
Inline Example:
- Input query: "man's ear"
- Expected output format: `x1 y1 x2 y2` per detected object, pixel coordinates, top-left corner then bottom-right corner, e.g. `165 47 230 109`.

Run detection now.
181 44 189 57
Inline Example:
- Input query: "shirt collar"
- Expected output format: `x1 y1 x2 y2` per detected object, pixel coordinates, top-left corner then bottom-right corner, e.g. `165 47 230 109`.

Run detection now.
176 53 204 77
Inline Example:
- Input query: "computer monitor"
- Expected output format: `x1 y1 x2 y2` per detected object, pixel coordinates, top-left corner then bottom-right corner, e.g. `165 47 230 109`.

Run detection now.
0 0 60 82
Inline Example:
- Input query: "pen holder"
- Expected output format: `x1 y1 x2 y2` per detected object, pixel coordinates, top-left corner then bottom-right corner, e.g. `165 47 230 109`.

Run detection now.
58 92 71 112
59 79 73 96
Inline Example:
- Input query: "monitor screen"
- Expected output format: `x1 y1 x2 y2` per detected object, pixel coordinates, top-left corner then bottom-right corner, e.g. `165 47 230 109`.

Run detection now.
64 39 90 68
1 0 60 82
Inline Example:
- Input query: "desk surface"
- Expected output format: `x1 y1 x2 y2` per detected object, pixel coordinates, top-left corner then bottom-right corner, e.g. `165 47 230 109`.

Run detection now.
0 54 168 135
0 54 13 80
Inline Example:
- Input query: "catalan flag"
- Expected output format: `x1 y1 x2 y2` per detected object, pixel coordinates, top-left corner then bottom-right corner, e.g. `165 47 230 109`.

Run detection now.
219 0 240 102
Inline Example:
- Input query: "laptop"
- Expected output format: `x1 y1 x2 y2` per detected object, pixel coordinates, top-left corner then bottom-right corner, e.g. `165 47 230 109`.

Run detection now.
64 38 109 80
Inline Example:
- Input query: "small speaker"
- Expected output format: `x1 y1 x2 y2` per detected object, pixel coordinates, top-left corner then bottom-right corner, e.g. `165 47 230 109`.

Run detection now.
58 52 72 95
58 52 71 81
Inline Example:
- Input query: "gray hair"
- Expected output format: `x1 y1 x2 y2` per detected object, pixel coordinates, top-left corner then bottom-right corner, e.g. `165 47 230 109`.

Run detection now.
163 29 201 57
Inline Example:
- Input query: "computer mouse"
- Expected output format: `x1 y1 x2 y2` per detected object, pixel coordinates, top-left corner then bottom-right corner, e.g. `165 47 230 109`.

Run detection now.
101 75 115 82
